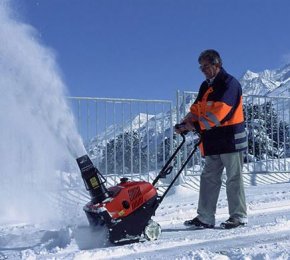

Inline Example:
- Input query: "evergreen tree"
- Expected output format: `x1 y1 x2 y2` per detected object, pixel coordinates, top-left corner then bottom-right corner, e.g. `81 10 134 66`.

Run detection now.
100 130 148 175
244 101 290 160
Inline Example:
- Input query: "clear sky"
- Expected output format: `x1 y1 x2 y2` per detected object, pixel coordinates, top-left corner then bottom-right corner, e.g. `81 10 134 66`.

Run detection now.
11 0 290 101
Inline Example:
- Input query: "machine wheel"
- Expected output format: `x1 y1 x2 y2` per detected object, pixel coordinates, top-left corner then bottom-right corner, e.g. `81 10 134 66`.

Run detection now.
144 220 162 241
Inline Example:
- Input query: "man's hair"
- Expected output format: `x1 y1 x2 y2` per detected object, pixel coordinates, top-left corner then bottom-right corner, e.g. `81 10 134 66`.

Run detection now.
198 49 222 66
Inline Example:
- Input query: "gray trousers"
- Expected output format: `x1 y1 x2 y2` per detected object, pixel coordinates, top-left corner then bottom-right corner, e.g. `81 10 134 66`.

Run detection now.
197 151 247 225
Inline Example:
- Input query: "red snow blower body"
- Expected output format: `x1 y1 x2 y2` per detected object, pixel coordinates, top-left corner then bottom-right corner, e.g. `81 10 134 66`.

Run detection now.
76 133 200 244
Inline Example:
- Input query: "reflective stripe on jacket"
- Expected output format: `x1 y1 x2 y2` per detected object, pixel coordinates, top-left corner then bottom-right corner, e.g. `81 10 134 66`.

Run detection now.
187 68 247 156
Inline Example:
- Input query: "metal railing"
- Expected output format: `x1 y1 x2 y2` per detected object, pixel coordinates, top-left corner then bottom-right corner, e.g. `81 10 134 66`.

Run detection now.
68 92 290 187
176 91 290 182
68 97 173 183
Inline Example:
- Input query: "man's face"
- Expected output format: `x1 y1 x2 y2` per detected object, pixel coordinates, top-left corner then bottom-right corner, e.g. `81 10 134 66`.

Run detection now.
199 59 220 80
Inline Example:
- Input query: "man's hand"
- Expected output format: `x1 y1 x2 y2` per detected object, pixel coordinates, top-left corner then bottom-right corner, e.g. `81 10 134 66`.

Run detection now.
175 122 193 134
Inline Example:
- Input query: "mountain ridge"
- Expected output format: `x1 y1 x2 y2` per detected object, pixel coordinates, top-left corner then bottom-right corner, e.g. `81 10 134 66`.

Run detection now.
240 64 290 97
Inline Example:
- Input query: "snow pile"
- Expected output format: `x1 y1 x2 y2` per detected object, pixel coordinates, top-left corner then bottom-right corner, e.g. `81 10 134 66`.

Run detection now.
0 2 85 225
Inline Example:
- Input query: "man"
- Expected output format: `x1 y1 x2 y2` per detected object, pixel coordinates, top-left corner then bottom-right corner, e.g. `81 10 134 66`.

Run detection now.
175 49 247 229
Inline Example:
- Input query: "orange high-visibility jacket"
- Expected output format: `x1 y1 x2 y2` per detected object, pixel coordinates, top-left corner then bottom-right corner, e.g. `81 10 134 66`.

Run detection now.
185 68 247 156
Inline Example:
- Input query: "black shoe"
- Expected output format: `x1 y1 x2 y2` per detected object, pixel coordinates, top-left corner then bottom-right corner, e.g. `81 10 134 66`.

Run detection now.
184 217 214 228
220 218 246 229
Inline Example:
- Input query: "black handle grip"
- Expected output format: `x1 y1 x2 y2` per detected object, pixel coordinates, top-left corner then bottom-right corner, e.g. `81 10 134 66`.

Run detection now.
175 123 189 135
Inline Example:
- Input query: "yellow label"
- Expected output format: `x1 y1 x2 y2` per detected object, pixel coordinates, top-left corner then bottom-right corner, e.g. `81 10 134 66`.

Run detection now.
90 177 99 188
118 210 125 216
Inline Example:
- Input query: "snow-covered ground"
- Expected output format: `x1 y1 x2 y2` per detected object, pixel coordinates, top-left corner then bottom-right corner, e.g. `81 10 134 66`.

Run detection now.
2 181 290 260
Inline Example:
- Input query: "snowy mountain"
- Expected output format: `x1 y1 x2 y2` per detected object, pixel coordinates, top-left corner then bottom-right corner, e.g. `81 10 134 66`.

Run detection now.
87 113 155 163
240 64 290 97
86 111 174 170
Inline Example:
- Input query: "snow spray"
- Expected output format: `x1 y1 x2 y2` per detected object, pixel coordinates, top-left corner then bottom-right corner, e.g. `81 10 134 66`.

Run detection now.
0 2 86 224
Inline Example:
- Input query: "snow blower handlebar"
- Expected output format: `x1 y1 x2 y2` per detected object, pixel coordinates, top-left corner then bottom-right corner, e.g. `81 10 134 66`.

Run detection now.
152 133 186 186
153 131 201 206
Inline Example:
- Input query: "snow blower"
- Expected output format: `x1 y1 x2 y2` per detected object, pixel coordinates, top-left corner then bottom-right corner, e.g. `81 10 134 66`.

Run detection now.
76 131 200 244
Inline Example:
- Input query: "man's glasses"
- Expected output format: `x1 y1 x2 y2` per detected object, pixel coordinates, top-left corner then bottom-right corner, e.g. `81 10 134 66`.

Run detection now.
199 64 213 71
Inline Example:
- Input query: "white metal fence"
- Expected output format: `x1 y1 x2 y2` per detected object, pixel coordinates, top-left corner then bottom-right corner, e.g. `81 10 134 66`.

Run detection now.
68 92 290 186
68 97 173 184
176 91 290 184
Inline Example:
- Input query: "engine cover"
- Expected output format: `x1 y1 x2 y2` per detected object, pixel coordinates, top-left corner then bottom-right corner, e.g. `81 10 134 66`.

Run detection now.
105 180 158 219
